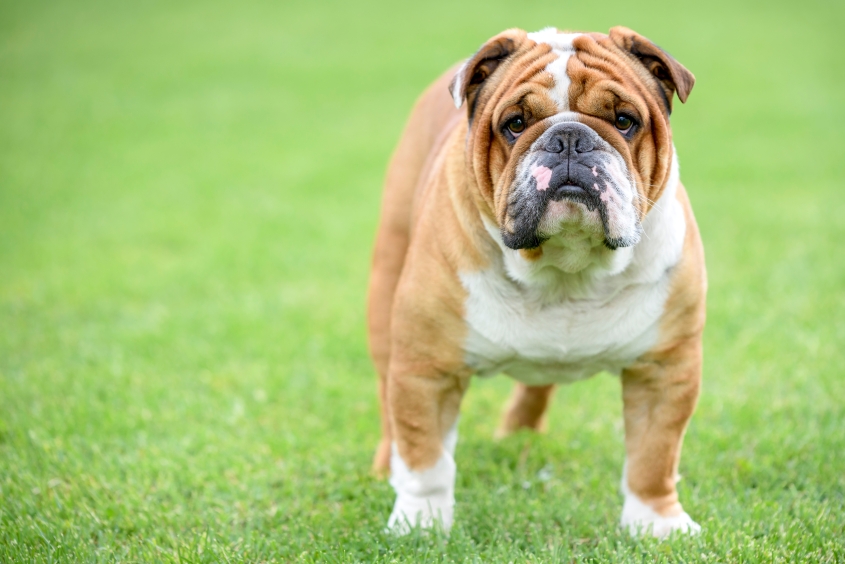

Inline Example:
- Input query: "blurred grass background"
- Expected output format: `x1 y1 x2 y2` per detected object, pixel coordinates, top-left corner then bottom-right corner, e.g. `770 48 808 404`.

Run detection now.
1 0 844 561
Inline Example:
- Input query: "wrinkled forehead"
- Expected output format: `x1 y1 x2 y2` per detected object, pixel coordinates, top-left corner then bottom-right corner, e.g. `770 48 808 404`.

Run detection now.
516 28 643 115
524 28 582 112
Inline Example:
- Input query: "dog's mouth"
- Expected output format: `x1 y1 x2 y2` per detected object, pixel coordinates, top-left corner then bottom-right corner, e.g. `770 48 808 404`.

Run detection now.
544 161 606 207
548 183 601 211
502 161 640 251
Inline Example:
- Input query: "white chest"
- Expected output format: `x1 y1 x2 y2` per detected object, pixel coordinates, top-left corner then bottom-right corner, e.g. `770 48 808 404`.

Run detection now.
460 177 686 385
460 266 673 384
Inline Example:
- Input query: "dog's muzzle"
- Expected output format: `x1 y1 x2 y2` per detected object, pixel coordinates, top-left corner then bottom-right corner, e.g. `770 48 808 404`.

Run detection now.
502 121 639 250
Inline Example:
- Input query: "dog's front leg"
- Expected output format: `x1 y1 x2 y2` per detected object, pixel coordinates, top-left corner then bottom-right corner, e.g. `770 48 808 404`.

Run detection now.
620 337 702 538
386 366 468 534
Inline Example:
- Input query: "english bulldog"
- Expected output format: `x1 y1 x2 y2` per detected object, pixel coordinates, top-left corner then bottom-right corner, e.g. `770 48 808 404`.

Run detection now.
367 26 705 538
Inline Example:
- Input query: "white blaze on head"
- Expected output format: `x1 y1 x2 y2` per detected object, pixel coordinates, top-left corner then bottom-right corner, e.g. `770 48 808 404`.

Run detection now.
527 28 582 112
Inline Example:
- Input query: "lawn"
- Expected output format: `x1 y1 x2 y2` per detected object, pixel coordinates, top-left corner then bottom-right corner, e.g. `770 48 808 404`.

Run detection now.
1 0 843 561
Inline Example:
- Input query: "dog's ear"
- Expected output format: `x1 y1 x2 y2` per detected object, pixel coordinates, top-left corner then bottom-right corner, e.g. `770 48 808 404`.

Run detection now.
449 29 527 119
609 26 694 112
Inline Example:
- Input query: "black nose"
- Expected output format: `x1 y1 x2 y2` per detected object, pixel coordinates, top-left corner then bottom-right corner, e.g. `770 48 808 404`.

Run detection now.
543 125 596 154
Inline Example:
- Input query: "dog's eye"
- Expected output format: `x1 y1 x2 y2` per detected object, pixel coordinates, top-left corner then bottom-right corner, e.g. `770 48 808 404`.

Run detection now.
614 114 635 134
506 117 526 136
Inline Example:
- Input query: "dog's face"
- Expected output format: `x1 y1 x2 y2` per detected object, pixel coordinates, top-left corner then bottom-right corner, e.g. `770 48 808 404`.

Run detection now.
450 27 694 251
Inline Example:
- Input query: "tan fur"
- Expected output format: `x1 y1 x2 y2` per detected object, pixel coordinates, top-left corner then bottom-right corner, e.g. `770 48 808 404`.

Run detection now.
568 32 675 215
495 383 557 438
367 26 704 523
368 69 462 473
382 124 482 468
621 183 705 515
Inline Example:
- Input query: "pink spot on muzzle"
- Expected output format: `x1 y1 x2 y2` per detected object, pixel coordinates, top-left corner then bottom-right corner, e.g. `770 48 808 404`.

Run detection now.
531 165 553 191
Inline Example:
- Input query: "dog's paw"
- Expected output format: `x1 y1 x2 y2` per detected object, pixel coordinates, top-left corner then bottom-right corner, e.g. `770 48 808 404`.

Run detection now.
386 494 454 535
386 441 456 535
620 494 701 539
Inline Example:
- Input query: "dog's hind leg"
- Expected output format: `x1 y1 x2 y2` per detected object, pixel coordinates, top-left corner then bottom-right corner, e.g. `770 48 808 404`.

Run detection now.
495 383 556 438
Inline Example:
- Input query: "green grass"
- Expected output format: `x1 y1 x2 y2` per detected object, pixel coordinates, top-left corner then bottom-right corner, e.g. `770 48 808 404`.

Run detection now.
1 0 844 561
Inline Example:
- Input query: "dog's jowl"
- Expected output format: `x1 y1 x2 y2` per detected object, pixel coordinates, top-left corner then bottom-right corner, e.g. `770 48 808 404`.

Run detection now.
367 26 704 539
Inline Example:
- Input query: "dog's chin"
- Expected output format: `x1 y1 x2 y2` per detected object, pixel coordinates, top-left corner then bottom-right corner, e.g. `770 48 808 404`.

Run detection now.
537 199 605 243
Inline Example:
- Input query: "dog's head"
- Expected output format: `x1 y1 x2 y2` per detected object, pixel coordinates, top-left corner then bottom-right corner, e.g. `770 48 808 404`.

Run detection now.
450 27 694 253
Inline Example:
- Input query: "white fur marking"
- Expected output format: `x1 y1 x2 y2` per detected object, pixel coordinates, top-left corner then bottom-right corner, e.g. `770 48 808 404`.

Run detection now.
387 423 458 534
527 29 582 112
451 60 467 108
620 463 701 539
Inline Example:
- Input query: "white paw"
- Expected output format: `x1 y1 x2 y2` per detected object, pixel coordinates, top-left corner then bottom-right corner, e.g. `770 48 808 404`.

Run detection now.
386 433 457 535
620 493 701 539
387 492 454 534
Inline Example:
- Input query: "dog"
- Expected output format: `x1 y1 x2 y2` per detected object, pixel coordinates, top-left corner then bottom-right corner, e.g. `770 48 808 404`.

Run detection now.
367 26 704 538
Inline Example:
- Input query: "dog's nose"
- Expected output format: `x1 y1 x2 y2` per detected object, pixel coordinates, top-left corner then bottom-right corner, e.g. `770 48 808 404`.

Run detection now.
543 125 596 155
